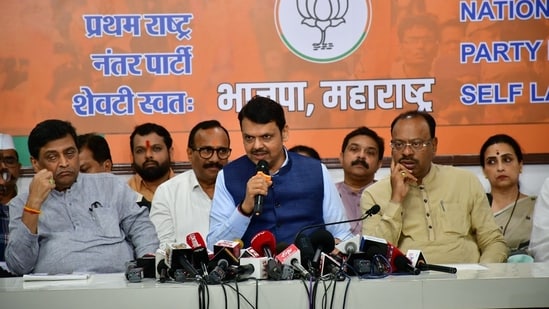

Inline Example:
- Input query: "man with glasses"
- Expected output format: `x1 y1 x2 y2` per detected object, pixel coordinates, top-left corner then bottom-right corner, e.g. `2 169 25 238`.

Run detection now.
0 134 21 265
360 111 507 264
150 120 231 245
6 120 159 275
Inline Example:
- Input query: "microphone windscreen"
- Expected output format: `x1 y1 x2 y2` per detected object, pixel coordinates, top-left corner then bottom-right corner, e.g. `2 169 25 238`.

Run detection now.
294 234 314 266
186 232 207 249
310 229 335 253
256 160 270 174
250 230 277 257
368 204 381 215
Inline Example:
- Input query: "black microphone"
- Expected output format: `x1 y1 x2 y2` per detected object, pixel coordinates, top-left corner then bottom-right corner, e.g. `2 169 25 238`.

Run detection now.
253 160 270 216
393 255 421 275
207 259 228 284
157 259 169 283
294 233 315 272
310 229 335 265
228 263 255 278
406 249 457 274
417 263 457 274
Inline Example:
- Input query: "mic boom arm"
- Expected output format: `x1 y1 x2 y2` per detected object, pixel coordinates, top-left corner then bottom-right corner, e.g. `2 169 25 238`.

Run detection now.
294 204 381 242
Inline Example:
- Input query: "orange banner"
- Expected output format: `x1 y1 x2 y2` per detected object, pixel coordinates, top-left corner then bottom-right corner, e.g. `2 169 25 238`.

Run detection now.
1 0 548 164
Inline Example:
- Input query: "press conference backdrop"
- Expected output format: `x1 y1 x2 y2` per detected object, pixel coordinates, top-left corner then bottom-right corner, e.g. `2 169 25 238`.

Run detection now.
1 0 548 164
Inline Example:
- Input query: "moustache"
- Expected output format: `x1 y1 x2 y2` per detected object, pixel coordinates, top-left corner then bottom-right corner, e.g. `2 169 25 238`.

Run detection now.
398 157 417 164
143 160 159 168
351 159 369 169
203 162 224 170
251 148 268 155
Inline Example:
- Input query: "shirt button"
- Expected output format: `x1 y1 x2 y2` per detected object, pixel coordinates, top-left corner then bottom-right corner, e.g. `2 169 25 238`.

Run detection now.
428 225 432 229
423 199 428 203
426 213 430 217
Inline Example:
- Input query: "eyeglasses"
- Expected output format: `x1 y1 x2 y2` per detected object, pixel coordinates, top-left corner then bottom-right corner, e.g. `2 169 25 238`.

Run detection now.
390 139 432 151
192 147 231 160
0 156 18 167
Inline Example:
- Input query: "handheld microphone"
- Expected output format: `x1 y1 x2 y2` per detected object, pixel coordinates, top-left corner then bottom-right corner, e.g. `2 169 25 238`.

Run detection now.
406 249 457 274
275 244 312 280
267 258 294 280
253 160 270 216
393 255 421 275
228 263 255 279
294 233 315 271
239 257 269 279
250 230 276 258
156 259 169 283
186 232 209 276
310 229 335 265
186 231 207 249
335 234 362 255
207 259 228 284
294 204 381 245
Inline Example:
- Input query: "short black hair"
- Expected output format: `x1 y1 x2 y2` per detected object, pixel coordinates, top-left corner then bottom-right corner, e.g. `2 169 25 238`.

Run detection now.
130 123 173 151
238 95 286 132
479 134 523 168
78 133 112 164
390 111 436 139
341 127 384 161
28 119 77 159
288 145 321 160
187 120 230 149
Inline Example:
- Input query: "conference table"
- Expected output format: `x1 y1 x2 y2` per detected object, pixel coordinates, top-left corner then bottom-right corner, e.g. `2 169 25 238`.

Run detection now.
1 263 549 309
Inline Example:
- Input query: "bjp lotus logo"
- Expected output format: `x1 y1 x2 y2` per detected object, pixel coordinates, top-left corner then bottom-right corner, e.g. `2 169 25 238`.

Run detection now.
276 0 371 63
298 0 348 50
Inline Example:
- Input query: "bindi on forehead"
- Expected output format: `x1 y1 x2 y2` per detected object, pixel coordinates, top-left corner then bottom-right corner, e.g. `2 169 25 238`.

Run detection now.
146 140 150 150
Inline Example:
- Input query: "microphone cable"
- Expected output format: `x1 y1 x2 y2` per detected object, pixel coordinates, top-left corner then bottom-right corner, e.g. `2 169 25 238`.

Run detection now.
197 279 210 309
219 278 259 309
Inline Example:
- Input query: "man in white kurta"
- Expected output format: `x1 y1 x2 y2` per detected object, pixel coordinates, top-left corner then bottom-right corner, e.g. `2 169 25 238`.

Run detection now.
150 121 231 246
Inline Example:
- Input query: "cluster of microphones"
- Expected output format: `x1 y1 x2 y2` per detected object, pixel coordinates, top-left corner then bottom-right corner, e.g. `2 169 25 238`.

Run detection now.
126 204 456 284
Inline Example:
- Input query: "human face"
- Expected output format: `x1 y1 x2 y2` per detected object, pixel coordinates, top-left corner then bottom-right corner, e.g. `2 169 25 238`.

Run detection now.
391 117 437 182
339 135 382 182
187 127 231 185
31 134 79 191
401 26 438 66
241 118 288 172
0 149 21 195
482 143 522 190
78 147 111 173
131 133 173 182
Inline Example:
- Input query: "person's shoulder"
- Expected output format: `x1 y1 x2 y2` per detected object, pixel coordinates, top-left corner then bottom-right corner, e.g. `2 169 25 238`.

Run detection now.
435 164 477 178
79 172 119 183
365 176 391 193
158 169 195 188
223 155 251 171
80 173 137 192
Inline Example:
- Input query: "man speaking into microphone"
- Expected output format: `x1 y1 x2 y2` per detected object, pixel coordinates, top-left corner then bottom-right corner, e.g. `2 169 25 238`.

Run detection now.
207 96 353 249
